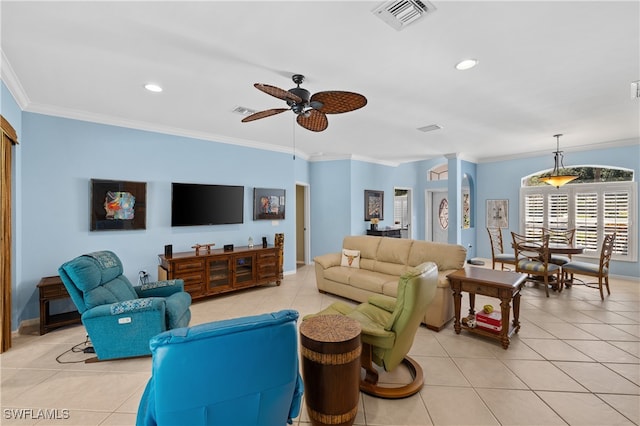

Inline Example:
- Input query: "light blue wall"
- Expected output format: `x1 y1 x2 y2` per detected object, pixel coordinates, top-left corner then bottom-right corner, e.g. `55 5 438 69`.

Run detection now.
476 142 640 278
4 79 638 330
309 160 351 256
15 112 299 326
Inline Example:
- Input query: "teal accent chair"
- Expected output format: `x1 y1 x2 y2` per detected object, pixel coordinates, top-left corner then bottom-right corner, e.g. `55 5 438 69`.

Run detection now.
305 262 438 399
562 233 616 300
136 310 304 426
59 250 191 361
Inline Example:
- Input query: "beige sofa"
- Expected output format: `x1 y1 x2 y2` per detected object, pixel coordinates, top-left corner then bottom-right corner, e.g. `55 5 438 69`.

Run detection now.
314 235 467 331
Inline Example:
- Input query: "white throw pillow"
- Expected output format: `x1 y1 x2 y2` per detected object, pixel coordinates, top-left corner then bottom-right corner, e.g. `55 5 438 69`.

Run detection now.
341 249 361 268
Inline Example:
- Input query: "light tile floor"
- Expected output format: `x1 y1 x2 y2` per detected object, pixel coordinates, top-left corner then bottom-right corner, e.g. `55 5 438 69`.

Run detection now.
1 262 638 425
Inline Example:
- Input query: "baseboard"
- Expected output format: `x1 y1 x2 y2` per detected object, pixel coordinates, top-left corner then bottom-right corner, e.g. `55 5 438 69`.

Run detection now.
18 318 39 335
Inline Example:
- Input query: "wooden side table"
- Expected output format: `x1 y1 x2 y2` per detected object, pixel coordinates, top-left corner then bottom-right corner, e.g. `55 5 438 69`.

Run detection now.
300 315 361 426
448 267 526 349
37 276 81 335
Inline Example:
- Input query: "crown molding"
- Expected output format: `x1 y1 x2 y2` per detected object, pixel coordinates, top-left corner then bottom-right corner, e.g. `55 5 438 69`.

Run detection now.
479 138 640 163
0 50 30 109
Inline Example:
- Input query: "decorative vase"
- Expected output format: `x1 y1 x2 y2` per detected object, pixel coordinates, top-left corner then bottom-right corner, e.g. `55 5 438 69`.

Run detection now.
370 224 378 231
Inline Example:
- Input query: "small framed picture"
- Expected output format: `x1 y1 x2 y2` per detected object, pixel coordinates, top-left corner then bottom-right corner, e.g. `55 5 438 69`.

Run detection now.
90 179 146 231
364 190 384 221
253 188 285 220
486 199 509 228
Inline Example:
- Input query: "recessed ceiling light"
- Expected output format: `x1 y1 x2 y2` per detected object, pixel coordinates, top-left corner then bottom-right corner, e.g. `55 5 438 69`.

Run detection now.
144 83 163 93
455 59 478 70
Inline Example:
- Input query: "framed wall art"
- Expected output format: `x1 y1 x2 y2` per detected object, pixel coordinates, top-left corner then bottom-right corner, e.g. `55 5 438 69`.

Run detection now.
486 199 508 228
253 188 285 220
364 189 384 221
90 179 146 231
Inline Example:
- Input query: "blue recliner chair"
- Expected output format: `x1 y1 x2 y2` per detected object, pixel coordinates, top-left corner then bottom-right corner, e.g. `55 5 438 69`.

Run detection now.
58 250 191 361
136 310 304 426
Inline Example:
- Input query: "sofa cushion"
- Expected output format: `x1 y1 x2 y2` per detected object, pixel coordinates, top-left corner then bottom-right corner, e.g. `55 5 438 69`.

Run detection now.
341 249 361 268
343 236 381 260
373 261 408 277
375 238 412 265
324 266 358 285
408 240 466 271
349 269 397 294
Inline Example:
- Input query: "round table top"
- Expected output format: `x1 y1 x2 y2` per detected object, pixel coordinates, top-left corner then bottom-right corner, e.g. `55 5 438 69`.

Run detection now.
300 315 361 343
548 243 584 255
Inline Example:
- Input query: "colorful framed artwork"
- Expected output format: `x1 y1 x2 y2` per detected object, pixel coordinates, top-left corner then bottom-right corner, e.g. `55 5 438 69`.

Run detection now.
253 188 285 220
486 199 508 228
364 190 384 221
90 179 146 231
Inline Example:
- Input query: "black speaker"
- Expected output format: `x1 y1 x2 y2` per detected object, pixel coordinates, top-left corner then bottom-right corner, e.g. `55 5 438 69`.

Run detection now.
224 244 234 251
262 237 268 248
164 244 173 257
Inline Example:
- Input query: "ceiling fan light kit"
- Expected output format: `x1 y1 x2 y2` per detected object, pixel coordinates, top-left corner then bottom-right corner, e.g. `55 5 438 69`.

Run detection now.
242 74 367 132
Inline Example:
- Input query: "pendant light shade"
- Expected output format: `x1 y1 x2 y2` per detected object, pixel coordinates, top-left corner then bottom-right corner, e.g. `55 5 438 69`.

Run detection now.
539 134 578 188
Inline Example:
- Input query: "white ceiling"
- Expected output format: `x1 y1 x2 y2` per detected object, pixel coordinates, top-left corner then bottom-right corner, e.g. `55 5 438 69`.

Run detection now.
1 1 639 164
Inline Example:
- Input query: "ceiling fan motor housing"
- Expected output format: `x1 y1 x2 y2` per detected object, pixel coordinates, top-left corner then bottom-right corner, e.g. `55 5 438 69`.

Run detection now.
287 87 311 114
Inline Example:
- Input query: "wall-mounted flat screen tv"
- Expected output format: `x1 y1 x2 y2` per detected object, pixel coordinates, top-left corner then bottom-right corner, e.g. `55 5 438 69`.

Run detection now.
171 183 244 226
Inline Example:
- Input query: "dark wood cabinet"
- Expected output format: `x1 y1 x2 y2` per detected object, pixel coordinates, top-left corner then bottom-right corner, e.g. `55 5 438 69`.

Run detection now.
159 245 283 300
37 276 81 335
366 228 402 238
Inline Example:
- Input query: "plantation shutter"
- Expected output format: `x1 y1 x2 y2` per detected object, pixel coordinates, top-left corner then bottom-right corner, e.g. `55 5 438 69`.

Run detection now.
575 192 598 253
547 193 569 241
603 191 629 255
524 194 544 238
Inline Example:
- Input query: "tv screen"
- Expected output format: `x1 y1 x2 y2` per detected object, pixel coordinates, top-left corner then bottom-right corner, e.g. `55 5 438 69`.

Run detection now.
171 183 244 226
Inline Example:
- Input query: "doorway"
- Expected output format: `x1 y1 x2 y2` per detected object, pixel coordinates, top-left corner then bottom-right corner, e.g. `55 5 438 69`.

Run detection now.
295 183 310 266
393 187 412 239
426 190 448 243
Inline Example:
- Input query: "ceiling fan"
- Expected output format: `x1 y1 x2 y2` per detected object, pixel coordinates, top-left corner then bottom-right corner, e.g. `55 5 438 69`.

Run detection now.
241 74 367 132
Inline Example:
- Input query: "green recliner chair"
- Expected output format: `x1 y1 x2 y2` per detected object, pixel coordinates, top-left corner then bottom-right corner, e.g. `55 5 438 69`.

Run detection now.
306 261 438 398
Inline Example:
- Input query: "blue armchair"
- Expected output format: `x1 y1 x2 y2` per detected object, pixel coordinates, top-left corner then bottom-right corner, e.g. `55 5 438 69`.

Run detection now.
58 250 191 361
136 310 304 426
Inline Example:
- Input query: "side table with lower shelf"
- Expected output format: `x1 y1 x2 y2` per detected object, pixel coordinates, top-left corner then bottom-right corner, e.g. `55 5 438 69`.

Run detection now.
37 276 81 335
447 267 526 349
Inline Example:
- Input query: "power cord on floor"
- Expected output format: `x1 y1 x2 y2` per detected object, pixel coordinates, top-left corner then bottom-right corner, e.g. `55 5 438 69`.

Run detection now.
55 335 95 364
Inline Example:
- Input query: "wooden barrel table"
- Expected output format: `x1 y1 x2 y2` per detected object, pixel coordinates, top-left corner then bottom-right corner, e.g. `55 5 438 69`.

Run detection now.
300 315 361 426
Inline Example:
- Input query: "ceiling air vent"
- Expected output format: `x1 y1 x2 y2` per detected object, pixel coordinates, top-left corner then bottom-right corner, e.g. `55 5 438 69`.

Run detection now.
417 124 442 133
373 0 436 31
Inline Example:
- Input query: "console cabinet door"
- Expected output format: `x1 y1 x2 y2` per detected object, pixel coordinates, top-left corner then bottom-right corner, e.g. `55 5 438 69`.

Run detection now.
208 256 232 293
233 254 256 288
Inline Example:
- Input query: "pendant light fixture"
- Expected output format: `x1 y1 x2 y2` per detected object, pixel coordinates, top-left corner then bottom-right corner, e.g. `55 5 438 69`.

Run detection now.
539 134 578 188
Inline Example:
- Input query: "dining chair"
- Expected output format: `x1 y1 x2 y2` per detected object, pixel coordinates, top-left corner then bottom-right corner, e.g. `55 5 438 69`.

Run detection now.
562 233 616 300
487 227 517 271
542 227 576 266
511 232 561 297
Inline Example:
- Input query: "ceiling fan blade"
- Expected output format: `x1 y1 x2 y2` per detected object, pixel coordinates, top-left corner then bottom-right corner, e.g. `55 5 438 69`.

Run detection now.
310 91 367 114
241 108 289 123
297 109 328 132
254 83 302 103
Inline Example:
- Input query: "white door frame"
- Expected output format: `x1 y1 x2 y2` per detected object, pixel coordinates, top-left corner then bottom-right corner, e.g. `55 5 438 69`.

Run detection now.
296 182 311 265
394 186 413 239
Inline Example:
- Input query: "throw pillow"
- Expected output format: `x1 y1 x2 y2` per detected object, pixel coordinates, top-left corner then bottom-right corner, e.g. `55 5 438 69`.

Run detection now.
341 249 361 268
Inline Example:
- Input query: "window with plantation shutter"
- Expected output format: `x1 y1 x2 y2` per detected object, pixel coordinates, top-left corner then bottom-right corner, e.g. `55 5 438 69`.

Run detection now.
524 194 544 238
603 191 629 256
575 192 599 253
520 181 636 262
